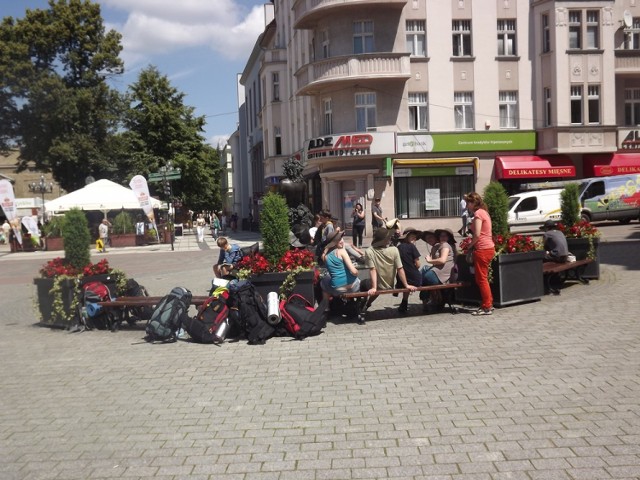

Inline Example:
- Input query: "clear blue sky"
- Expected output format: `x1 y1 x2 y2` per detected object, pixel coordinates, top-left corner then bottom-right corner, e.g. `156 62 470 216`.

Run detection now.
1 0 267 147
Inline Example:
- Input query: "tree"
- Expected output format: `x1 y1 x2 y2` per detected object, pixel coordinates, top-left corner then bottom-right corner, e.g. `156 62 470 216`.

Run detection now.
0 0 125 191
561 183 581 227
483 181 510 237
120 66 221 212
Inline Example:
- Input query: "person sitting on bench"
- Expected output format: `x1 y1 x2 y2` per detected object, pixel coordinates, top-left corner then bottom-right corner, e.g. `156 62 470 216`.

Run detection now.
421 228 457 313
320 230 361 302
359 227 417 313
540 220 569 263
396 228 423 314
213 237 243 278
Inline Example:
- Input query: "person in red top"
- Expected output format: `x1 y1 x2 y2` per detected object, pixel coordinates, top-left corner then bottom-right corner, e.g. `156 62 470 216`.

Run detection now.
465 192 495 315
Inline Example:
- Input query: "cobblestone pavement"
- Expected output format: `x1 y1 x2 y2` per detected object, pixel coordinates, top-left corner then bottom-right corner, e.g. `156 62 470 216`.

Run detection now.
1 230 640 480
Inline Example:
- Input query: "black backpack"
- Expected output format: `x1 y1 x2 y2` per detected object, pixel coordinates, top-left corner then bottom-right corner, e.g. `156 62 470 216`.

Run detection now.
145 287 192 343
280 295 328 339
125 278 153 321
183 288 236 344
228 280 274 345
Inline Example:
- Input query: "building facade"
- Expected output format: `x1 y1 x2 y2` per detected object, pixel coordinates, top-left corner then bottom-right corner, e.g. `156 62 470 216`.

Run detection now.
236 0 640 233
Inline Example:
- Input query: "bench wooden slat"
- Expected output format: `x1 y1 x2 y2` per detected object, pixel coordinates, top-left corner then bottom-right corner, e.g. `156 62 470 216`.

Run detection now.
98 295 209 308
542 258 593 275
341 282 469 299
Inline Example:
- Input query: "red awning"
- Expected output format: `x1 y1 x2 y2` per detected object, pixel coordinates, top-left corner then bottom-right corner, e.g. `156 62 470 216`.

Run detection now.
583 153 640 177
494 155 576 180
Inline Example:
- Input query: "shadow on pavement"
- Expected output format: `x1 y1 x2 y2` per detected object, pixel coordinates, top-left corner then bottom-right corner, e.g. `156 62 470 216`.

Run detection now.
600 241 640 271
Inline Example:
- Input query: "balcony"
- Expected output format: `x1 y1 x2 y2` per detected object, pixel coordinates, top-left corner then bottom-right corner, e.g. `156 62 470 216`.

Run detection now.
296 53 411 96
293 0 406 29
615 49 640 74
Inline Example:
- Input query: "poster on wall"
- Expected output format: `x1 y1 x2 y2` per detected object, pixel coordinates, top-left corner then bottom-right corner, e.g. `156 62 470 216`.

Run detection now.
424 189 440 210
343 190 356 229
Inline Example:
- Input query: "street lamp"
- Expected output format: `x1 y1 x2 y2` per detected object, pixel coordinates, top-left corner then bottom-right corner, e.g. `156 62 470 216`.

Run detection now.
160 161 181 251
28 175 53 223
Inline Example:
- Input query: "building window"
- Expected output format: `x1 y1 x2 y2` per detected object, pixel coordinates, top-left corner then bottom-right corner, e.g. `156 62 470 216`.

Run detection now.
497 19 516 56
499 91 518 129
569 11 582 49
272 72 280 102
587 85 600 124
323 98 333 135
321 30 330 58
355 92 376 131
624 18 640 50
274 127 282 155
624 88 640 125
408 92 428 131
570 85 583 124
406 20 426 56
586 10 599 49
452 20 472 57
542 14 550 53
454 92 474 129
395 175 475 219
544 87 552 127
353 20 374 54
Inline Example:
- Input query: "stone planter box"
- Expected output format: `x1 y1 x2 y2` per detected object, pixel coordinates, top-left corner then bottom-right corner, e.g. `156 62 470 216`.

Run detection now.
110 233 137 248
250 270 316 305
34 277 77 328
566 237 600 280
455 250 545 307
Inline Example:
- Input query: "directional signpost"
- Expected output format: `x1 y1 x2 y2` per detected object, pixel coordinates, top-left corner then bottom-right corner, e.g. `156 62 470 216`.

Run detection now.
148 163 182 251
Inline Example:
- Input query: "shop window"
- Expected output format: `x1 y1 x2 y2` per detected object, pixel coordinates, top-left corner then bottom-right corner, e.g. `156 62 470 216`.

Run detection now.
394 175 475 219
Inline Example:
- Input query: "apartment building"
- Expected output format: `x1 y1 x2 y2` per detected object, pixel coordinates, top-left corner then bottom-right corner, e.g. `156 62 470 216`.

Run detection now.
235 0 640 232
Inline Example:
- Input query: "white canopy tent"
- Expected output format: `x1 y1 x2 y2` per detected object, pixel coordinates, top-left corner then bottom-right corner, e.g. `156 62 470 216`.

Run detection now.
44 179 166 216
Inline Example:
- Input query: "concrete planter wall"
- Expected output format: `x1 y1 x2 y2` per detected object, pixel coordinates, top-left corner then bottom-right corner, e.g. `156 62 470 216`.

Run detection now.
34 277 77 328
455 250 545 307
110 234 137 248
566 237 600 280
45 236 64 251
250 270 316 305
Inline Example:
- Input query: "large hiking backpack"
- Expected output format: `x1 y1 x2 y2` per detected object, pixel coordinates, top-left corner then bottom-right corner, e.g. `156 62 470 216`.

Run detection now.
124 278 153 321
81 281 113 330
228 280 273 345
280 294 328 339
145 287 192 343
183 287 236 344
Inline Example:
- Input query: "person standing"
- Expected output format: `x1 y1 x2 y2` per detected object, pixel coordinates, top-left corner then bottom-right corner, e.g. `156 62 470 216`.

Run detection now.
98 219 111 252
1 219 10 244
211 213 221 239
196 213 206 242
351 202 365 248
371 197 384 229
465 192 495 316
458 195 468 236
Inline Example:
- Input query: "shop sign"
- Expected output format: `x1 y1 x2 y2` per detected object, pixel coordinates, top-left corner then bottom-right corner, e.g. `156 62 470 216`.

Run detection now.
305 132 395 160
394 166 473 177
397 131 536 153
424 189 440 210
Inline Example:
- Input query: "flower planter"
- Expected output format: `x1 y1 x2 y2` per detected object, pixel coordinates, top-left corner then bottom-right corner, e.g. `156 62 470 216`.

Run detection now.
110 233 137 248
250 270 316 305
566 237 600 280
45 236 64 251
34 277 77 328
455 250 545 307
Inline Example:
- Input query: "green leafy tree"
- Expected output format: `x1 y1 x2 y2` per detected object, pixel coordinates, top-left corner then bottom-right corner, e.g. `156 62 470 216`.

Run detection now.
561 183 581 227
483 181 510 237
112 211 134 234
120 66 222 212
0 0 125 190
260 192 290 267
62 208 91 269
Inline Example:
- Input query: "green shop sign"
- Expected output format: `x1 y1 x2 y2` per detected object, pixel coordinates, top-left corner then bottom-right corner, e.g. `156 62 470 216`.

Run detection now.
396 131 536 153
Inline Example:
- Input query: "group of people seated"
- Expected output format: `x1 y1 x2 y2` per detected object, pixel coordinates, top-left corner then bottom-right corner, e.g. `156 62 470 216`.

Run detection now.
319 221 458 316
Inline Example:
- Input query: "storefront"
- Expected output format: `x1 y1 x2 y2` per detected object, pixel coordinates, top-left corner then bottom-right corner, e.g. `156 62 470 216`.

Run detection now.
583 153 640 177
494 155 577 194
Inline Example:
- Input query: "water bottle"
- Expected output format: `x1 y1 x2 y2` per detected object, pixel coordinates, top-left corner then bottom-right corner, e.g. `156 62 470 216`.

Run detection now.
213 317 231 343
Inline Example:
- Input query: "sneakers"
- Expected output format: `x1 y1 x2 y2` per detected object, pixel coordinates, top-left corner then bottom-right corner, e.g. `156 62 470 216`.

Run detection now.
471 307 494 316
176 328 190 340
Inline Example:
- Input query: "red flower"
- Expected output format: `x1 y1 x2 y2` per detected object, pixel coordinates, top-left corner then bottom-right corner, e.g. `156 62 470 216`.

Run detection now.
556 221 600 239
40 258 112 279
236 249 316 275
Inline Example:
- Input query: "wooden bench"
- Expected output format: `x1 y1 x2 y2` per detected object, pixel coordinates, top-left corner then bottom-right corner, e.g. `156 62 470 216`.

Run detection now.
97 295 210 323
340 282 470 324
542 258 593 295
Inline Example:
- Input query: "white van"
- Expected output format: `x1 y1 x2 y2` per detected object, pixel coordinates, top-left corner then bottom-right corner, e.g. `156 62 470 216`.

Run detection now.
579 174 640 223
507 188 563 228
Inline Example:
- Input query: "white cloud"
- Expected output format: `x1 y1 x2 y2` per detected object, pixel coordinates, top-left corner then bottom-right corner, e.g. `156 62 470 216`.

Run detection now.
209 134 231 148
102 0 265 68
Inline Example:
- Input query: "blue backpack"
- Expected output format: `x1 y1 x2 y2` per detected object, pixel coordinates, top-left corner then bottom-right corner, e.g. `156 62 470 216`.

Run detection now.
145 287 192 343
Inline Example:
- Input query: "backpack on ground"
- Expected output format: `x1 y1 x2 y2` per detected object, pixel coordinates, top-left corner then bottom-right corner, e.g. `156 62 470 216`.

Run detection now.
80 281 114 330
228 280 274 345
145 287 192 343
280 294 328 339
183 287 237 343
124 278 153 321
